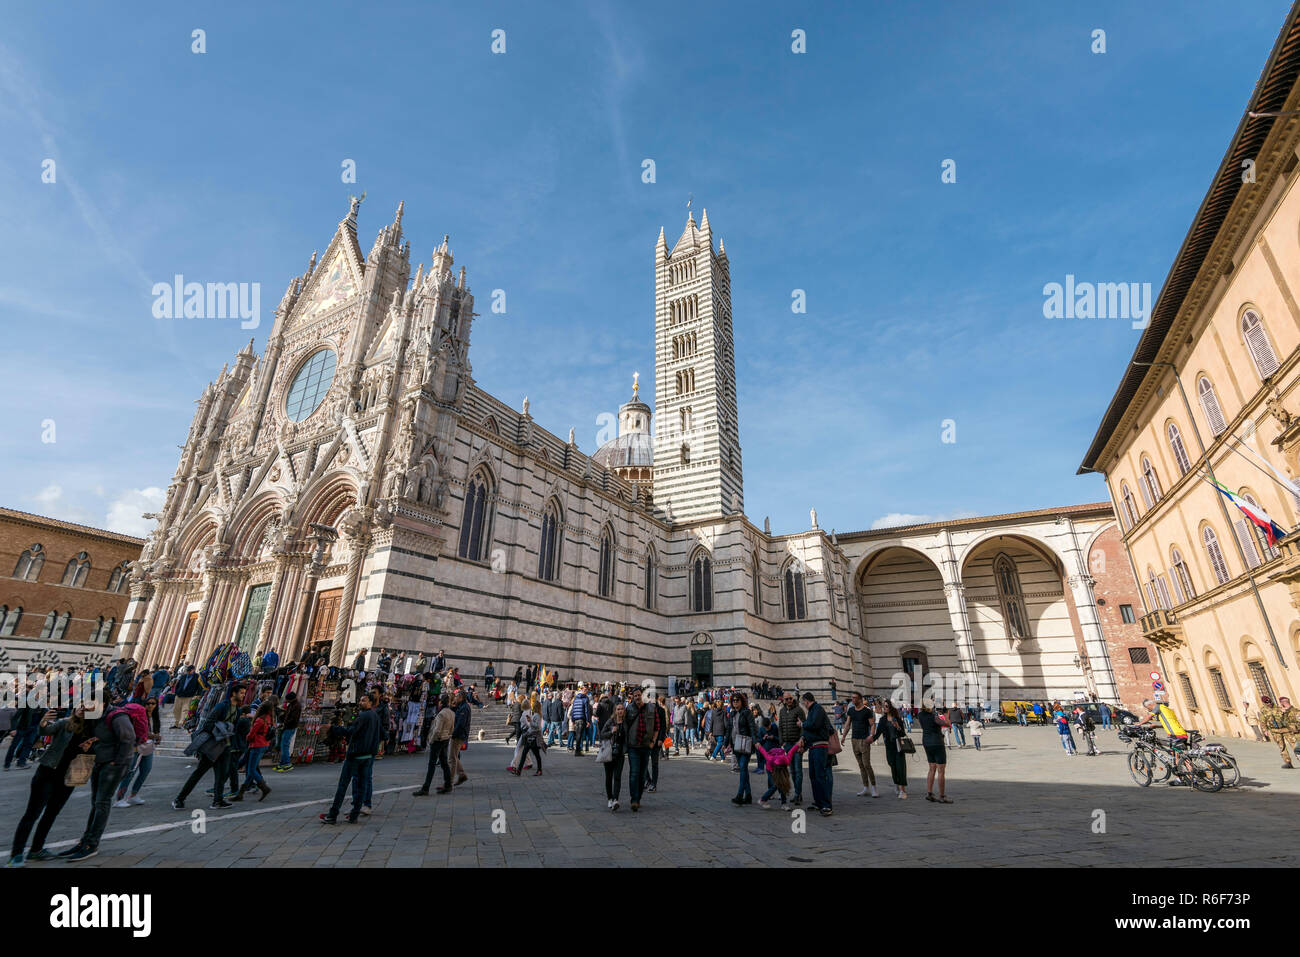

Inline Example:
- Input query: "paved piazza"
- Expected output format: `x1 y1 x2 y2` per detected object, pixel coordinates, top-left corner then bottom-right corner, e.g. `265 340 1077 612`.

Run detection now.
5 723 1298 868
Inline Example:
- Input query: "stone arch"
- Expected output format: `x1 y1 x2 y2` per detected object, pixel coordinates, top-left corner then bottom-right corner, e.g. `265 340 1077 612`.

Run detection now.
295 472 359 533
856 545 955 698
230 492 287 558
956 527 1068 572
175 515 220 572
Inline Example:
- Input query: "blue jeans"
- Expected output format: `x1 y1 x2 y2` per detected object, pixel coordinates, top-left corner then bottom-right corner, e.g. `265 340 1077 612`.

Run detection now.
1101 713 1112 729
627 748 650 804
760 768 782 803
328 755 372 820
545 722 560 747
787 746 804 799
807 746 832 810
1060 733 1076 753
1017 713 1027 726
735 752 752 799
710 736 726 760
973 735 981 750
243 746 268 789
115 753 154 799
81 762 126 850
952 725 966 747
278 729 297 765
5 725 40 768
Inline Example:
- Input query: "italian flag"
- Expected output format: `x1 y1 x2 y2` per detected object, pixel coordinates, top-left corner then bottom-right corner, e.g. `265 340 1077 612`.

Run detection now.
1212 479 1287 546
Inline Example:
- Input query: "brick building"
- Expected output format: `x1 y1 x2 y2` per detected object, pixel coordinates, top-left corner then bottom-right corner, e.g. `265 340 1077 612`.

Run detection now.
0 507 143 669
1086 522 1161 713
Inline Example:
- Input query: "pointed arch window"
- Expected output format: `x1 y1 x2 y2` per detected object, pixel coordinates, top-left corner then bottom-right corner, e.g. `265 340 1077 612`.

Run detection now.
598 527 616 598
457 470 493 562
1197 376 1227 436
994 553 1029 643
538 501 563 582
782 561 807 620
1202 525 1231 585
0 605 18 636
690 550 713 612
644 550 657 610
1167 423 1191 476
44 610 70 642
107 563 129 593
1170 547 1195 604
751 553 762 616
62 552 91 588
13 545 44 581
1241 309 1280 379
1119 481 1139 529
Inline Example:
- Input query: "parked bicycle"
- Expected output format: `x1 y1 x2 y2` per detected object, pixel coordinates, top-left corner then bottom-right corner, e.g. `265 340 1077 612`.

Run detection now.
1118 726 1223 792
1185 730 1241 788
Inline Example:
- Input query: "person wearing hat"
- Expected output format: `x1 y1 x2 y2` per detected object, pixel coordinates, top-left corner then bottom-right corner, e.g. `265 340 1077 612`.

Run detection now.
1259 695 1300 769
569 683 593 757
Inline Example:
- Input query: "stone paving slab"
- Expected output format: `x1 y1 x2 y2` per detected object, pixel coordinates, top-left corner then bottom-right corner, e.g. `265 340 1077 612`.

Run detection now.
3 723 1299 867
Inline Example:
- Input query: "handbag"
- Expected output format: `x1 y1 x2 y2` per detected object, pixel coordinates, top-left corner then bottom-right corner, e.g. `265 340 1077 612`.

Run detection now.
732 732 753 755
137 739 157 757
897 734 916 755
826 730 843 756
596 739 613 763
65 753 94 787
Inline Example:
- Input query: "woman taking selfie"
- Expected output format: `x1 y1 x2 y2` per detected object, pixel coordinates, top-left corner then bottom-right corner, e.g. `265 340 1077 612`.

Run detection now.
8 707 91 866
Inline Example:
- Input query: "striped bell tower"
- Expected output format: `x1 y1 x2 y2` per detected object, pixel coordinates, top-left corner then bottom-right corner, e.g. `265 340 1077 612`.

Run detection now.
652 209 742 522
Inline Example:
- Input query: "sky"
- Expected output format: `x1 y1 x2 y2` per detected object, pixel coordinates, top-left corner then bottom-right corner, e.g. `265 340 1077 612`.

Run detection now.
0 1 1290 539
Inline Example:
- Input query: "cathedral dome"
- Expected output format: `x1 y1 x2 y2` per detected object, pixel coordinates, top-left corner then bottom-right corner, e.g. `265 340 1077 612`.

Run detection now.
592 430 654 469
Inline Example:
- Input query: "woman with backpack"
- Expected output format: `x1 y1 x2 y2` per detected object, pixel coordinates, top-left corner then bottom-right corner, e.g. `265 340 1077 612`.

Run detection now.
7 708 90 866
235 701 275 801
113 697 162 808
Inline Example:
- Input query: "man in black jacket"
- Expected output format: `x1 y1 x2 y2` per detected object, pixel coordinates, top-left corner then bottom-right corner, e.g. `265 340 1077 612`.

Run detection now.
321 694 380 824
800 691 834 816
777 693 806 805
61 704 137 861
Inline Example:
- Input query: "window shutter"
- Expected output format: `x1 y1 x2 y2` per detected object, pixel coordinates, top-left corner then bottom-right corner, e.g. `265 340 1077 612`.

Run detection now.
1243 314 1279 378
1199 379 1227 435
1156 574 1173 609
1233 519 1262 569
1168 566 1185 604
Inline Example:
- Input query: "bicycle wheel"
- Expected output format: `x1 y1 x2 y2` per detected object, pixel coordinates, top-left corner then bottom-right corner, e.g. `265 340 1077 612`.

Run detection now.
1180 755 1223 793
1208 752 1240 788
1128 748 1153 787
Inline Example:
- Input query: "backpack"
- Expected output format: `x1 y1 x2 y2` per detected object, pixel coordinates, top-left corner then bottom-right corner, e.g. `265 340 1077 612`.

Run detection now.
107 703 150 745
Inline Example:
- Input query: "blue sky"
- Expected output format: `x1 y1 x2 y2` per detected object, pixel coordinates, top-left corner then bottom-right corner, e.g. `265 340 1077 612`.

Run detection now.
0 1 1289 537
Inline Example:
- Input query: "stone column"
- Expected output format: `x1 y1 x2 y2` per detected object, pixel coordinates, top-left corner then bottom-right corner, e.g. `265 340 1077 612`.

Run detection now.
942 581 979 677
254 555 290 654
1067 570 1119 703
288 531 335 660
330 533 369 667
116 580 155 660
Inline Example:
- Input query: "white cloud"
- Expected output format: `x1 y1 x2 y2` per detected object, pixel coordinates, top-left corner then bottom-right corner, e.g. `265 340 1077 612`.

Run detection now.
105 488 164 537
27 484 97 526
870 510 979 530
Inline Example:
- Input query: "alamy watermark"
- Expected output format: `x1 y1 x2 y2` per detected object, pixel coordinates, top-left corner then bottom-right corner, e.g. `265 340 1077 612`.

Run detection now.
1 668 106 716
889 668 999 710
1043 274 1151 330
152 275 260 329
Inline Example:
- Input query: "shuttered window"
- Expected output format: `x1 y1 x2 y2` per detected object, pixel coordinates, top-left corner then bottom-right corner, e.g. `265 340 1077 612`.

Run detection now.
1241 310 1280 379
1233 519 1262 570
1207 668 1232 711
1198 377 1227 436
1167 423 1192 475
1203 526 1231 584
1178 673 1199 711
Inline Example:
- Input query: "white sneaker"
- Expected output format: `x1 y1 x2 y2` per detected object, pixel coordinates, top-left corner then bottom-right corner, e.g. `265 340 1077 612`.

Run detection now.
129 796 146 805
360 806 372 816
870 786 878 798
113 799 131 809
607 799 614 809
856 787 869 796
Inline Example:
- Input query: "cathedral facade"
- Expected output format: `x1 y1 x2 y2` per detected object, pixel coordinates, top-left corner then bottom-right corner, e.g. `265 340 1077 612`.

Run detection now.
119 200 1138 703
